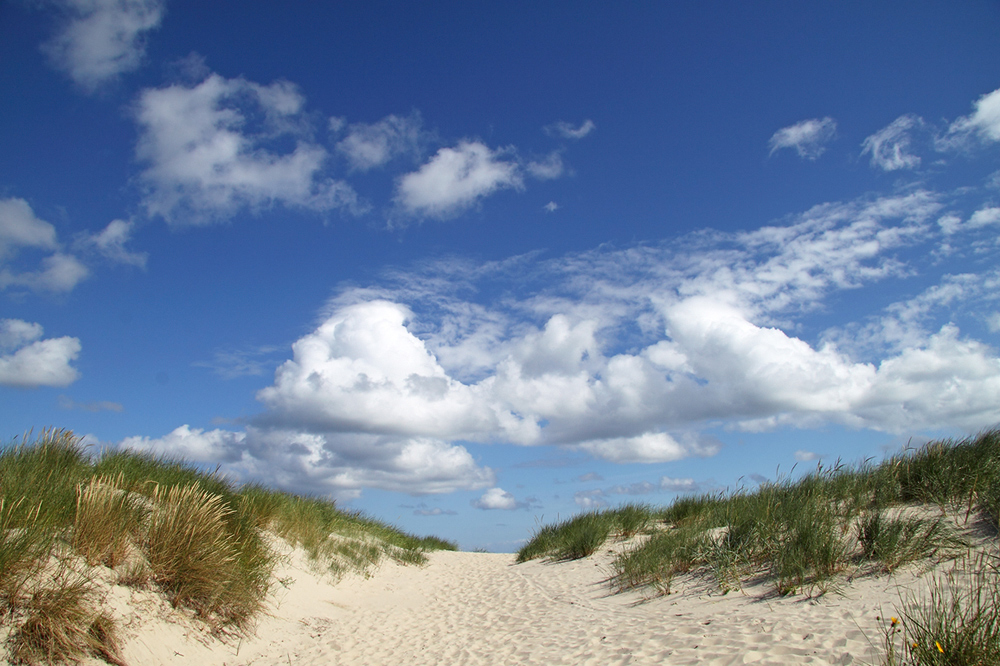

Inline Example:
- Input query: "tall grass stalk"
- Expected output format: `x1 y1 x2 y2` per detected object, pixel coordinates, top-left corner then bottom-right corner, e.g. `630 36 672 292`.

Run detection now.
880 552 1000 665
72 474 147 568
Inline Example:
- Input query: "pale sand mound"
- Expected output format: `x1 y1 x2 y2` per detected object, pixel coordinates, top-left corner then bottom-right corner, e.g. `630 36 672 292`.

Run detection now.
90 540 944 666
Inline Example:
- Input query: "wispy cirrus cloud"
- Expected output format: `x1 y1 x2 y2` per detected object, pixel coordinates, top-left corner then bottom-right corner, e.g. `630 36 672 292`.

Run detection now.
546 120 596 140
861 114 925 171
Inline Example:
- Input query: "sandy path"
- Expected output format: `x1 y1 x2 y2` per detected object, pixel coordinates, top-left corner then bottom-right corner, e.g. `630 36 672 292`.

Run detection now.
129 545 913 666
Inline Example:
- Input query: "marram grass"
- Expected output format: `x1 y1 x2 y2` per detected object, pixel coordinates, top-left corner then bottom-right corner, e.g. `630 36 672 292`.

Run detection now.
519 429 999 601
0 428 455 663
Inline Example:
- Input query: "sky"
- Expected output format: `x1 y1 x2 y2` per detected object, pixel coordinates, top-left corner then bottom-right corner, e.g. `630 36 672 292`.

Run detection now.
2 1 1000 552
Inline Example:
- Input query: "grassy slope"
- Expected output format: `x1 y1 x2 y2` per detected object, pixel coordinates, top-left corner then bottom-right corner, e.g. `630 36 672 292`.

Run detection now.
0 429 456 665
517 429 1000 665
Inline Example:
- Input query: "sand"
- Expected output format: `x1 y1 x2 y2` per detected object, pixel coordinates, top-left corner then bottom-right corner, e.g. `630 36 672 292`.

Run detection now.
93 539 945 666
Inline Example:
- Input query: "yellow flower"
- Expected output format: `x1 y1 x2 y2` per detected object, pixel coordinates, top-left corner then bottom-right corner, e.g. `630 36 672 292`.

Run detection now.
890 617 898 626
936 641 944 653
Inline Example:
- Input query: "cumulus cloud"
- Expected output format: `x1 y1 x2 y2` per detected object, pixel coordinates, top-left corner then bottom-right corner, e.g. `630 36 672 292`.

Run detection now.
134 72 358 225
472 487 520 510
861 115 924 171
0 198 89 293
0 319 81 388
969 207 1000 229
794 450 822 462
940 87 1000 148
42 0 165 91
125 185 1000 495
336 113 423 171
121 425 495 498
546 120 596 140
395 141 522 218
769 117 837 160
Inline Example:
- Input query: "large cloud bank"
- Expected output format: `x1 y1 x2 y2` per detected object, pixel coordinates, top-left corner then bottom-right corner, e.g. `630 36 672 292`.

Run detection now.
128 187 1000 496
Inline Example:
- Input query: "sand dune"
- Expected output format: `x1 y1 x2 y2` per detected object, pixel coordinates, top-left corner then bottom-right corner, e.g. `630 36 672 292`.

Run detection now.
101 539 935 666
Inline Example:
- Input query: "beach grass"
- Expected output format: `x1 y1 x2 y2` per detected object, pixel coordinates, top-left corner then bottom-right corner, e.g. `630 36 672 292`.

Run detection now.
519 429 999 602
0 428 454 662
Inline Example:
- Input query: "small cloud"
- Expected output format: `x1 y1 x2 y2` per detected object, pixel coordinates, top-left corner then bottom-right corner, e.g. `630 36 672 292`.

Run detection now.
861 115 924 171
546 120 596 140
0 198 89 294
472 487 522 510
395 141 522 219
337 112 423 171
573 488 606 508
413 506 457 516
58 395 123 412
938 214 962 236
543 201 559 213
659 476 698 492
769 117 837 160
328 116 346 133
969 207 1000 229
576 472 603 482
794 449 822 462
526 152 564 180
41 0 166 92
0 319 81 388
75 219 147 268
607 481 658 495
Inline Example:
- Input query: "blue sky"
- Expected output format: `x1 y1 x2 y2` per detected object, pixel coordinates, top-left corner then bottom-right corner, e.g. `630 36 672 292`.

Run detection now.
2 1 1000 551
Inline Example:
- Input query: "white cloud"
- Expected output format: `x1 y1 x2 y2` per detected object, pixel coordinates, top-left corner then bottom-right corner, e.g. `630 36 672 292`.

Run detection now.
574 489 605 508
941 87 1000 147
134 72 359 225
526 152 564 180
42 0 165 91
0 198 89 293
126 186 1000 495
546 120 596 140
578 433 688 464
0 319 81 388
76 219 147 267
769 117 837 160
969 207 1000 229
794 450 821 462
395 141 522 218
121 425 246 463
256 300 498 438
121 425 494 497
659 476 698 492
472 487 519 510
543 201 559 213
337 113 423 171
861 114 924 171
